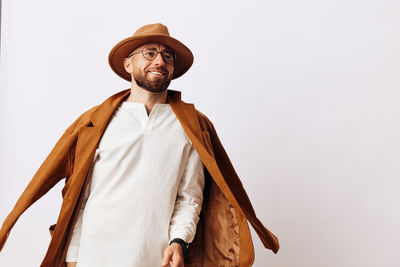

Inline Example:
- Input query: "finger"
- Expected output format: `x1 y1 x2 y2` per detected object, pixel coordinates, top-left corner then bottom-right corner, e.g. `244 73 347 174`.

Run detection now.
170 253 184 267
162 248 173 267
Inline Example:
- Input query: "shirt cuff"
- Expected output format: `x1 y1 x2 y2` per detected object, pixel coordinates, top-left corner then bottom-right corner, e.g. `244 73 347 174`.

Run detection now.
169 234 189 244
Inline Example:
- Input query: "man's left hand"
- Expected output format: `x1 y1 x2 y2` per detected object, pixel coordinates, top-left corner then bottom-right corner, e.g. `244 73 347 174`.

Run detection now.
162 242 184 267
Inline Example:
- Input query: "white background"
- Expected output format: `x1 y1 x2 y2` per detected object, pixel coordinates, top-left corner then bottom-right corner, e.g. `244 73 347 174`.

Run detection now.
1 0 400 266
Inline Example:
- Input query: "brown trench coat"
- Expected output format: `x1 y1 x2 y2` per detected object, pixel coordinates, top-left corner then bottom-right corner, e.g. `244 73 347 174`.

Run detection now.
0 88 279 266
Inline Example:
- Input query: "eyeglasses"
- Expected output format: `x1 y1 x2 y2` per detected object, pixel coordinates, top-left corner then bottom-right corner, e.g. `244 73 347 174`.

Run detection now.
127 46 176 64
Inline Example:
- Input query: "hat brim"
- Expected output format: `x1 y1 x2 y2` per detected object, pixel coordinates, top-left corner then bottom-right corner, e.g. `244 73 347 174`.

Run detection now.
108 34 194 81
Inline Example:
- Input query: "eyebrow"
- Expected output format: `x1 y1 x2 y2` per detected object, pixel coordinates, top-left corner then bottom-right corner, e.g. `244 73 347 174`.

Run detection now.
144 46 157 50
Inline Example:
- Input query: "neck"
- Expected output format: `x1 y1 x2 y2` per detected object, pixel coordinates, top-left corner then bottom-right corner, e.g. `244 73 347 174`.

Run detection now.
124 85 168 115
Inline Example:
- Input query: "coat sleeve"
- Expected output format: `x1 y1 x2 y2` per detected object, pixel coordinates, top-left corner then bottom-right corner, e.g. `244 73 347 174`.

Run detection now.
0 118 83 252
207 120 280 253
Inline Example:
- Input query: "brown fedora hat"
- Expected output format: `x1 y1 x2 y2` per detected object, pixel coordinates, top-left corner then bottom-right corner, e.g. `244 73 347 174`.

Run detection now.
108 23 194 81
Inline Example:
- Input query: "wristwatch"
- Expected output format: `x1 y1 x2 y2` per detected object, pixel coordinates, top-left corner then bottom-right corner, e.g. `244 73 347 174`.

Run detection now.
169 238 189 258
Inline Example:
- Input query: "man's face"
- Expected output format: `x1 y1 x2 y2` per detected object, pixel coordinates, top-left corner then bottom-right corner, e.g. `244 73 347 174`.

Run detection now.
124 42 175 93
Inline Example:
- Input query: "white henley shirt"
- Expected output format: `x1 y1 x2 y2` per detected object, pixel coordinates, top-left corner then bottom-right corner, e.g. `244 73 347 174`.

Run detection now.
65 101 204 266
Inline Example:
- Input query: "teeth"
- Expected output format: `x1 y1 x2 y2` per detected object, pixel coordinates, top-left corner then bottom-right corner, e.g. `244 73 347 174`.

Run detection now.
150 71 164 75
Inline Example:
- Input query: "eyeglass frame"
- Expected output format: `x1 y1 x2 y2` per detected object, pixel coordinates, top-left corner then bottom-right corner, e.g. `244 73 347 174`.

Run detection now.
127 46 177 64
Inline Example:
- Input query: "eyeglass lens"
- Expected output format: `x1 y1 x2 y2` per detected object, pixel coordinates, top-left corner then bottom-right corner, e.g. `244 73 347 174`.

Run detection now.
143 47 175 63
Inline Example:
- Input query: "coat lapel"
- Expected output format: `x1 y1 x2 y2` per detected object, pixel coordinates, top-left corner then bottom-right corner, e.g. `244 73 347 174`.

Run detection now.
73 126 98 175
167 91 243 212
73 89 131 178
167 90 215 162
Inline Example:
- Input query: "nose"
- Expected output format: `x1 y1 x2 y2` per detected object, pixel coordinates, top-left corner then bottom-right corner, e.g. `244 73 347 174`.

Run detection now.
152 52 166 66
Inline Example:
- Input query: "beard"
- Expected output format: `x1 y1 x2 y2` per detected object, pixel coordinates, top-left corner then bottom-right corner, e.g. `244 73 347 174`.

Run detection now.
133 70 171 93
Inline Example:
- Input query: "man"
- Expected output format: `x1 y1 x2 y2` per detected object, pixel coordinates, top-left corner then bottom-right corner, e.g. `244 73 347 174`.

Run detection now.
0 23 279 266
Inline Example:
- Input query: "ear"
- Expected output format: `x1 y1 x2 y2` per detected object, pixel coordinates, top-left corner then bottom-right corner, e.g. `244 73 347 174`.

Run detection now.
123 57 132 74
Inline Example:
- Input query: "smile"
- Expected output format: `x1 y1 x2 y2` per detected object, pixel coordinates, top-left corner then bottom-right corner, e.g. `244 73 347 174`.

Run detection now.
148 71 165 76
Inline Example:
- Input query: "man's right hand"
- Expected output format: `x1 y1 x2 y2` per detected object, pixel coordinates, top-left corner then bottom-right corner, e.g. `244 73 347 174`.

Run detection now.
66 262 77 267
